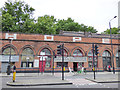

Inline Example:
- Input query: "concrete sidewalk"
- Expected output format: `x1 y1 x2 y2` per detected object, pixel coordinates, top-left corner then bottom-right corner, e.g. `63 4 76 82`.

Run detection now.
6 73 72 86
1 72 120 86
84 72 120 83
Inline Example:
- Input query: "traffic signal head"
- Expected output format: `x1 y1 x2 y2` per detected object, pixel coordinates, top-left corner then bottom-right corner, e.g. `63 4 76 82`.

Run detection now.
57 45 62 55
95 45 99 55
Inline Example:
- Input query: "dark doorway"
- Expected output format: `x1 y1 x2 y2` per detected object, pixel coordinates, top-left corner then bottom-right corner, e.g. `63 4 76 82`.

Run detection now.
103 57 111 71
73 62 77 71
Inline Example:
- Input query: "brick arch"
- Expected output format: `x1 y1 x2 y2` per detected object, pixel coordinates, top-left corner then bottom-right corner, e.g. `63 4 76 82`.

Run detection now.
114 48 119 57
71 46 85 56
100 47 113 57
19 45 36 55
37 45 54 55
0 44 18 55
86 47 92 56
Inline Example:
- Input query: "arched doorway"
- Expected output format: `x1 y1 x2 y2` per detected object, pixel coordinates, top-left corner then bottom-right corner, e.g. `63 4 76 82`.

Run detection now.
39 48 51 72
102 50 111 71
73 49 83 71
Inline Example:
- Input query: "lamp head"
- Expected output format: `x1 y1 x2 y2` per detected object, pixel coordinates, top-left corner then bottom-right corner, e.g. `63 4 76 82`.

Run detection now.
114 16 117 18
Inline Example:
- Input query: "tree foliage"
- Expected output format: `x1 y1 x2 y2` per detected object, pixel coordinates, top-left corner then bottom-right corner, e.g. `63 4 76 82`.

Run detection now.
101 27 120 34
35 15 57 34
56 18 97 34
2 0 98 34
2 0 35 32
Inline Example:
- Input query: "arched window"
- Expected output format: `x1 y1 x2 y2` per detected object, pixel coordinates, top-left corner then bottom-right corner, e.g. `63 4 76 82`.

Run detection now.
73 49 83 56
21 48 34 68
40 48 51 68
102 50 111 71
102 51 111 57
2 47 16 55
2 47 16 73
116 51 120 67
88 50 97 68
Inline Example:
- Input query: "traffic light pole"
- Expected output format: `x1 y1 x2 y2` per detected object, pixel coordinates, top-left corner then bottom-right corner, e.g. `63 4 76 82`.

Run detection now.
92 43 95 79
57 44 64 80
52 51 55 75
62 44 64 80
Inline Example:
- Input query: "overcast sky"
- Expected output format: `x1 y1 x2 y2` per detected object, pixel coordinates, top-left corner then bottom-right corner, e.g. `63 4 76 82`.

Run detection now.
1 0 119 33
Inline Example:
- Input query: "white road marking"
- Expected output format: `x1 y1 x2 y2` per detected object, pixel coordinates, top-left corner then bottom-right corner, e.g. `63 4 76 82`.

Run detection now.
66 78 97 86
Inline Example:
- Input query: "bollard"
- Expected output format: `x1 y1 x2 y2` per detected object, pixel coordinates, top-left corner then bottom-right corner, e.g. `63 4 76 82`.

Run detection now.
13 70 16 82
12 65 16 82
63 67 65 71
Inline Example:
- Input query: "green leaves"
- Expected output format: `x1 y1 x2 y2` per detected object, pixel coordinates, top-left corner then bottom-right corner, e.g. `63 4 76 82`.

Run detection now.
35 15 57 34
56 19 97 34
2 0 97 34
102 27 119 34
2 0 35 32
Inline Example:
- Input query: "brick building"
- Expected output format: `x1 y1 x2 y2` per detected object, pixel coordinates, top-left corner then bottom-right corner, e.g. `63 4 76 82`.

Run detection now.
0 31 120 73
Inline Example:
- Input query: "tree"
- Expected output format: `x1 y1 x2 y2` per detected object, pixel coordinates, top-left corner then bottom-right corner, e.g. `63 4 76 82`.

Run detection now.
56 18 97 34
56 18 81 34
101 27 120 34
2 0 97 34
35 15 57 34
2 0 35 33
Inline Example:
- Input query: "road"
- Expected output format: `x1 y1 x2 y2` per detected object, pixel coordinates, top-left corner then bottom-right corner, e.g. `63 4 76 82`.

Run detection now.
1 73 119 89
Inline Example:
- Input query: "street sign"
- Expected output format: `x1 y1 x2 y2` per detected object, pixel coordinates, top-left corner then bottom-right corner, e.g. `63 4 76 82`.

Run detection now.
54 56 87 62
0 55 19 62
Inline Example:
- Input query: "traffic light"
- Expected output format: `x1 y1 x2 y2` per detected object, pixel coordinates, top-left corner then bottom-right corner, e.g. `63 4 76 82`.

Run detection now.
95 44 99 55
57 45 62 55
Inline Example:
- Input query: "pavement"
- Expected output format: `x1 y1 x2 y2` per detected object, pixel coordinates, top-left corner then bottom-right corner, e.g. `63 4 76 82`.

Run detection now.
4 73 72 86
83 72 120 83
0 72 120 86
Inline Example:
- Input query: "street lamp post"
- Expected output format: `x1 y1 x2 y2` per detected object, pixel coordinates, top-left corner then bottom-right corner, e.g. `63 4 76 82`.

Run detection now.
7 39 13 75
109 16 117 74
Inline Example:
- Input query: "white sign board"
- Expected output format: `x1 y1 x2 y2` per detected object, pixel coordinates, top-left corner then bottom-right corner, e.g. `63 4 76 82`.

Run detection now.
102 38 110 43
54 56 87 62
5 33 17 39
73 37 81 42
34 59 39 67
0 55 19 62
44 35 54 41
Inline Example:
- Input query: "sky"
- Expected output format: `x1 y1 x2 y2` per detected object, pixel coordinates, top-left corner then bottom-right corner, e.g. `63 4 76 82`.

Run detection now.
0 0 119 33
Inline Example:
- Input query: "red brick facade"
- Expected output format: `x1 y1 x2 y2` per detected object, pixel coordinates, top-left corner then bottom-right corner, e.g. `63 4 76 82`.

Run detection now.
0 32 119 72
